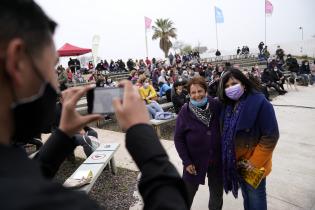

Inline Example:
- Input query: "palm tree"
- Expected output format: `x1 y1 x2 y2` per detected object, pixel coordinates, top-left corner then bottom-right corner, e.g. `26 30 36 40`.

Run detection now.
152 18 177 58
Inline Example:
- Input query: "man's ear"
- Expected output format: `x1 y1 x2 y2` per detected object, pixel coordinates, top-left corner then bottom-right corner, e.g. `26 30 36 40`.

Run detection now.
5 39 27 88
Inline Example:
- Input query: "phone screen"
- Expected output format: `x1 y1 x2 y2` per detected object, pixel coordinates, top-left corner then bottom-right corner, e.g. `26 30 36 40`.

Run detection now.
87 87 123 114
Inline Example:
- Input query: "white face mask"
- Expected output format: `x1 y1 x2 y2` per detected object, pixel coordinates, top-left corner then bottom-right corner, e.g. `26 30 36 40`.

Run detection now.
144 82 149 88
274 68 278 72
305 63 309 66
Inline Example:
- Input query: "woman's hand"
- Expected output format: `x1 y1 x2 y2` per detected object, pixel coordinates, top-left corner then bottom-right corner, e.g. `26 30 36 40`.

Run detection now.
186 164 197 175
238 159 255 171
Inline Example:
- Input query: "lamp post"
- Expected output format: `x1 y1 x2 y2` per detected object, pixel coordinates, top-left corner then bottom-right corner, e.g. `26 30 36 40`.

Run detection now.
299 26 303 54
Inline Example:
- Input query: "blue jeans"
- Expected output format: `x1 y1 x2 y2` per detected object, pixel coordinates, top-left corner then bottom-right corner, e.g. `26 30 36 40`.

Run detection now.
239 178 267 210
146 101 163 119
311 74 315 84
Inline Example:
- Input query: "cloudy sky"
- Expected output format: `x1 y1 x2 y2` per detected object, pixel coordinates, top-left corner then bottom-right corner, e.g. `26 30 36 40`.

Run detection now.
36 0 315 60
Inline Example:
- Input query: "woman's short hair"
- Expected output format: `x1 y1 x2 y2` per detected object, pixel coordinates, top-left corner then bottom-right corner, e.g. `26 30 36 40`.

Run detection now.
130 70 136 76
138 74 147 84
187 76 207 94
217 68 260 104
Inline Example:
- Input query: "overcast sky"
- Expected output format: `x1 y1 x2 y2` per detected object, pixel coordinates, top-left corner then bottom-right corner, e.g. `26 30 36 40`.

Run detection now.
36 0 315 60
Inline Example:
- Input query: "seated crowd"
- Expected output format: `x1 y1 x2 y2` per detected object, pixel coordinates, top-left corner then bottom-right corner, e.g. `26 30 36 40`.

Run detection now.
3 1 314 210
57 48 315 119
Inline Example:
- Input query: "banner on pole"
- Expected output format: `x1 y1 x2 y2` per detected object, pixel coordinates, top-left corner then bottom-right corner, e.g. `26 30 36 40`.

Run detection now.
144 16 152 29
215 6 224 23
265 0 273 15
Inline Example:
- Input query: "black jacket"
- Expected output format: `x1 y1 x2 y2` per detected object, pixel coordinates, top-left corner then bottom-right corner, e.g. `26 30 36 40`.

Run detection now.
0 125 189 210
269 70 283 82
261 70 273 84
299 64 310 75
286 57 299 73
172 92 188 114
208 80 220 97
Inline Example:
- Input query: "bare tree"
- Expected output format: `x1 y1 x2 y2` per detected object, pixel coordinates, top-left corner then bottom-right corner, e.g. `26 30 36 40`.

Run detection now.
172 41 184 53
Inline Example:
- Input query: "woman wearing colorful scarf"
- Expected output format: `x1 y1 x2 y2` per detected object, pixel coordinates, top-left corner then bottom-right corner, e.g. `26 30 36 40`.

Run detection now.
217 69 279 210
174 77 223 209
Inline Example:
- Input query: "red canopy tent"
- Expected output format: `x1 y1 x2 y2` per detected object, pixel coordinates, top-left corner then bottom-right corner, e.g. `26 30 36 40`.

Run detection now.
57 43 92 57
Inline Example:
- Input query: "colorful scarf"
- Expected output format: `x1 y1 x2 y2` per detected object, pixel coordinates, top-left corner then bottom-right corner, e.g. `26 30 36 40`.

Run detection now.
222 99 245 198
188 102 212 127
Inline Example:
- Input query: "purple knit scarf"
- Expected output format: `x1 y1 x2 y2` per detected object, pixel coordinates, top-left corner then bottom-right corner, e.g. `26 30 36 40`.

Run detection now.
222 99 245 198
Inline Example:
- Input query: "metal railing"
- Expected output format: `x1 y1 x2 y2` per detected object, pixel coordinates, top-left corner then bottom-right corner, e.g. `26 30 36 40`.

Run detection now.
201 53 258 63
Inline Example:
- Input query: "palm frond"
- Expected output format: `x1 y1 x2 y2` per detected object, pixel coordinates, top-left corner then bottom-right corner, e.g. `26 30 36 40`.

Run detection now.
152 18 177 57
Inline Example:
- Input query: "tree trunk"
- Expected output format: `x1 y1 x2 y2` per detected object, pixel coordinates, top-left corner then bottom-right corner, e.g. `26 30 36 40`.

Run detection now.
164 51 168 58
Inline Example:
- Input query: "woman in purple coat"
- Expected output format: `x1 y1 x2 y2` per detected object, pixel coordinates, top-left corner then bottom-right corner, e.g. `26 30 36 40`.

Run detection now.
174 77 223 209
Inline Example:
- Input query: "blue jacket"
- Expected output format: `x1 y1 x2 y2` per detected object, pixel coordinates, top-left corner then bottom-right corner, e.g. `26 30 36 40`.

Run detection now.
159 83 171 97
221 91 279 176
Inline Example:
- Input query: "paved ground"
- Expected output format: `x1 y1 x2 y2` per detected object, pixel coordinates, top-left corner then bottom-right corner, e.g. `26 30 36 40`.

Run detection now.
190 86 315 210
57 85 315 210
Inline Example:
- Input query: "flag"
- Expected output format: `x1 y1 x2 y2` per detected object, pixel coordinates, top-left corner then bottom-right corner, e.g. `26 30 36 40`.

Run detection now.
144 16 152 29
265 0 273 15
215 6 224 23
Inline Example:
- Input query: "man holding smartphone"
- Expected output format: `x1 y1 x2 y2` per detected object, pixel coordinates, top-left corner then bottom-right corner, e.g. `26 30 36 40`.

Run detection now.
0 1 188 209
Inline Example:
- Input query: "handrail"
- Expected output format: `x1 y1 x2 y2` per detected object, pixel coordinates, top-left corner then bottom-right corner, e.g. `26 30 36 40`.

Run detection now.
201 53 258 63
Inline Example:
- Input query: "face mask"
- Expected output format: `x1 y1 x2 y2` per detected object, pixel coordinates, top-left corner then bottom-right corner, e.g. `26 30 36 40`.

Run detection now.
225 84 244 101
143 82 149 88
190 97 208 107
274 68 278 72
11 60 58 143
12 82 57 142
305 63 308 66
107 79 112 83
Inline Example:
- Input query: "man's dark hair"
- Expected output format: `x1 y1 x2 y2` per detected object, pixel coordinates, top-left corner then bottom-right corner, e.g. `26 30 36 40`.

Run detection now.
0 0 57 56
217 68 260 104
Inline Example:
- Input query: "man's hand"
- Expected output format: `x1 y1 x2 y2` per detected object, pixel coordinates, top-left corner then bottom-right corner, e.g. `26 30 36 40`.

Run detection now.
186 164 197 175
113 80 150 131
59 85 102 137
79 129 86 135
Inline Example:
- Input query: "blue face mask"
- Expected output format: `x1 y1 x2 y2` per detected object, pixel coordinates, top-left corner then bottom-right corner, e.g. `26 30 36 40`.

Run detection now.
190 97 208 107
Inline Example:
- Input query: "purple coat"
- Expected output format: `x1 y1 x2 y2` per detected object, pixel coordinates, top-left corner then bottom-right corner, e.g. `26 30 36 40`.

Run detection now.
174 97 222 185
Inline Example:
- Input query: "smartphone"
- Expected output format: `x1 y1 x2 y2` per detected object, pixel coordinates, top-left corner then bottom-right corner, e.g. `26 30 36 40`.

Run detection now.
87 87 124 114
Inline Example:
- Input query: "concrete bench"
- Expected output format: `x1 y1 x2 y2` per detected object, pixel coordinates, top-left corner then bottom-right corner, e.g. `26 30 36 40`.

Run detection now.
160 102 174 111
76 99 87 108
150 114 177 138
66 82 95 88
76 106 88 115
63 143 120 193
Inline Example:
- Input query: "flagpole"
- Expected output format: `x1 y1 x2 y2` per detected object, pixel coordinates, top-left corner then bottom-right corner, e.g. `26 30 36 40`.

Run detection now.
145 28 149 58
264 0 267 44
215 22 219 50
